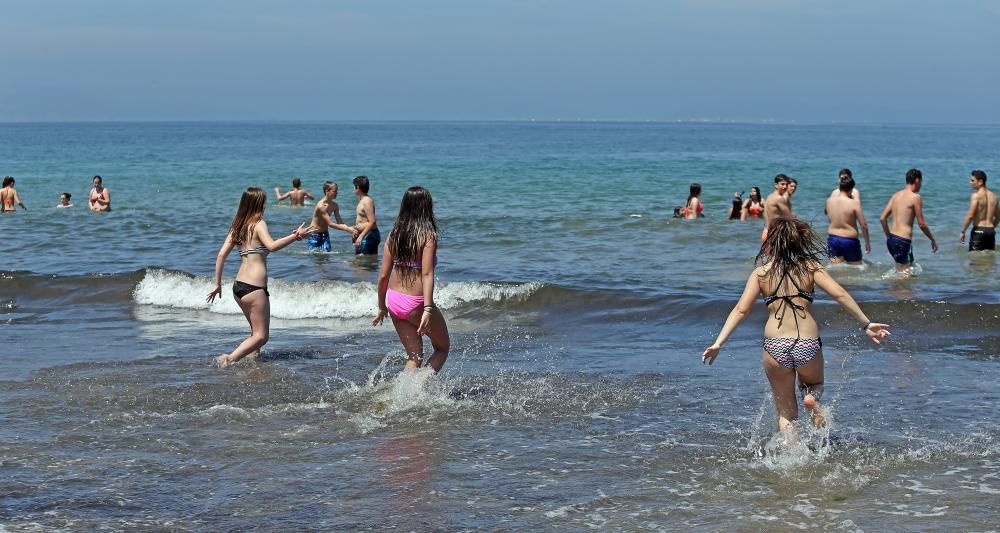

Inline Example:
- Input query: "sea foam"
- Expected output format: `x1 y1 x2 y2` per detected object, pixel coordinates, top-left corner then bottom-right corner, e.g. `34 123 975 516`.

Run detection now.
132 268 541 319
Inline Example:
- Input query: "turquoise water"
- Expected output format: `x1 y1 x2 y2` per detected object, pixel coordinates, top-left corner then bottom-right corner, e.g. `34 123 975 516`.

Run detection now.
1 122 998 529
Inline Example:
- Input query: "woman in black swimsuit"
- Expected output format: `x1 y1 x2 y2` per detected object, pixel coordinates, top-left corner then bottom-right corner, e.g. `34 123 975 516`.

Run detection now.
206 187 314 368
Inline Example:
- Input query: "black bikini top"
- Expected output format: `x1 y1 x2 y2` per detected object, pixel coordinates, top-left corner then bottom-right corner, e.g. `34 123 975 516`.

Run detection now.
764 273 815 306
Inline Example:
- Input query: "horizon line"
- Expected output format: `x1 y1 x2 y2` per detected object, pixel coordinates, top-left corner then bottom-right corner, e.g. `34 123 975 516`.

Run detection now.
2 118 1000 127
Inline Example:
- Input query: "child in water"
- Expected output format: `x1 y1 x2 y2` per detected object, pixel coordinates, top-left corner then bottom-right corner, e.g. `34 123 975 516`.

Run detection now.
701 217 890 443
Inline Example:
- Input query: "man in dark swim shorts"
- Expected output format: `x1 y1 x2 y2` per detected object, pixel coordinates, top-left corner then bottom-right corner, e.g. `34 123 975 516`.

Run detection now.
959 170 999 252
880 169 938 272
885 233 914 265
827 234 864 263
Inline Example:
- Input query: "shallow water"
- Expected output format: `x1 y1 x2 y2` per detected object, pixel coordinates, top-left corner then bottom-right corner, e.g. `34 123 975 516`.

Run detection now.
2 122 999 529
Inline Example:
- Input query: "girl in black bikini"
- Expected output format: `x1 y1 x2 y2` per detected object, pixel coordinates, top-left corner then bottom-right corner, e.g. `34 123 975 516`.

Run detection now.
701 217 890 443
206 187 314 368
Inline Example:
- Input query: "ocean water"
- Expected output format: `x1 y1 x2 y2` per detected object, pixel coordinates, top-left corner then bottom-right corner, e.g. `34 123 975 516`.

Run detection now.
2 122 999 530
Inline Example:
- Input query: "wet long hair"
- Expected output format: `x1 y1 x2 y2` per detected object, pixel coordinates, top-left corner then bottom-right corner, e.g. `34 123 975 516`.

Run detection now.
388 187 438 283
755 217 827 287
2 176 13 188
687 183 702 208
748 186 762 204
227 187 267 246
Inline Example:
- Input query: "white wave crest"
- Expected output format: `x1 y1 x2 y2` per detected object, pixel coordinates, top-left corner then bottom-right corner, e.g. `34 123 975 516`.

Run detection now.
132 269 542 320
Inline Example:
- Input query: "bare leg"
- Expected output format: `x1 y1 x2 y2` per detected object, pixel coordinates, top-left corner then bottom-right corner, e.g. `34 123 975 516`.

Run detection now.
390 316 424 369
763 351 799 443
795 351 826 427
217 290 270 368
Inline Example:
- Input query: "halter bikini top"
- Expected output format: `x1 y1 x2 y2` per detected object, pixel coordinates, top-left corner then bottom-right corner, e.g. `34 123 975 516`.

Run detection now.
237 223 270 257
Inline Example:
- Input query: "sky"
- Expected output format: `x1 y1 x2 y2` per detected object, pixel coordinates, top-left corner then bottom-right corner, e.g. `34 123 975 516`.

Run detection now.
2 0 999 123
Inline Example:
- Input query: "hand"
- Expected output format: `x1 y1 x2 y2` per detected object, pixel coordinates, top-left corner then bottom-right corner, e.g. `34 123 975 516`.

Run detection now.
206 286 222 303
417 309 432 335
701 344 721 365
372 307 388 327
930 239 939 253
864 323 891 345
350 227 360 240
959 231 965 243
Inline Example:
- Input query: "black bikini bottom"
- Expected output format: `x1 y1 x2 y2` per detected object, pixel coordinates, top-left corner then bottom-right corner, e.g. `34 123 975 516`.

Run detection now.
232 280 269 299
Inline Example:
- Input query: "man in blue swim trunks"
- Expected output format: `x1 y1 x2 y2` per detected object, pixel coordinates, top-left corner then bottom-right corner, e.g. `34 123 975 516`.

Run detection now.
880 169 938 273
352 175 380 255
825 169 870 264
307 182 358 252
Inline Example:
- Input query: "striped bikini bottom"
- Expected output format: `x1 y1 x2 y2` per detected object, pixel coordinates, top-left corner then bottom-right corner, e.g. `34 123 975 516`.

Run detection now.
763 337 822 369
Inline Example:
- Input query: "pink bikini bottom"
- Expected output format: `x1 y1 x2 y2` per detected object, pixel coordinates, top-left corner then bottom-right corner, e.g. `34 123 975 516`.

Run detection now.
386 288 424 320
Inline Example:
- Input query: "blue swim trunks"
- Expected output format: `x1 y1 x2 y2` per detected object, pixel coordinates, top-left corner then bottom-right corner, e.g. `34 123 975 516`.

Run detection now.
307 230 331 252
355 227 381 255
827 234 863 262
886 232 914 265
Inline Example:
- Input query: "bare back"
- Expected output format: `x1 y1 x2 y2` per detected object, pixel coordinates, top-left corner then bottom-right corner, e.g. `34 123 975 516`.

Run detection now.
885 189 919 238
971 188 999 227
757 265 819 339
826 191 862 238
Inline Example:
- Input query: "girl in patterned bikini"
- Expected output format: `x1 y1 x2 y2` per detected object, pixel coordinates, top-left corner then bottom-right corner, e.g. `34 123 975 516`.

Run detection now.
700 217 890 442
206 187 314 368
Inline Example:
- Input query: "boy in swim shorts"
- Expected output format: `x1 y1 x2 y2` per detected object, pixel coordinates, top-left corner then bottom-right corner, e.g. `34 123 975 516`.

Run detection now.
880 169 938 271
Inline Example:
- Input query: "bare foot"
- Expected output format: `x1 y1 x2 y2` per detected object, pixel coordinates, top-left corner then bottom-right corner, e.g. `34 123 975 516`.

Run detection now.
804 395 826 428
215 353 232 369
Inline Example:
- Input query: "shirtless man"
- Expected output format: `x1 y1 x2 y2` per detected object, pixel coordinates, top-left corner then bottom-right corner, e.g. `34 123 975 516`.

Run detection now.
352 175 380 255
1 176 26 212
89 175 111 212
274 178 314 206
306 182 358 252
825 171 870 264
879 168 938 272
762 174 792 241
959 170 999 251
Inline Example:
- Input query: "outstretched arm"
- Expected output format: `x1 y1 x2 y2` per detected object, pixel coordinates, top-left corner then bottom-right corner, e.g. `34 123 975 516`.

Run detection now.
304 190 315 201
256 219 314 253
701 269 761 365
813 267 890 344
274 187 290 202
329 204 356 235
913 195 938 252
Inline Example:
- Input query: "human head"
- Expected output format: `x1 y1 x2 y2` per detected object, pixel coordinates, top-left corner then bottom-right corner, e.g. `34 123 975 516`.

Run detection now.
688 183 702 199
353 175 370 195
756 217 827 282
291 177 302 188
227 187 268 246
839 174 856 198
839 168 853 180
323 181 338 198
389 186 438 283
2 176 13 188
93 175 102 187
750 186 762 202
774 174 789 193
787 178 798 195
971 169 987 188
60 192 72 205
905 169 922 185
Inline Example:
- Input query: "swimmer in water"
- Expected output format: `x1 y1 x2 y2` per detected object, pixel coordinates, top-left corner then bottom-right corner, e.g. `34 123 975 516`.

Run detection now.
207 187 315 368
372 186 449 372
701 217 890 443
742 186 765 220
825 169 870 265
352 175 380 255
274 177 315 206
89 176 110 212
959 170 998 251
1 176 26 212
682 183 704 219
762 174 792 241
56 192 73 208
307 182 359 252
879 169 938 273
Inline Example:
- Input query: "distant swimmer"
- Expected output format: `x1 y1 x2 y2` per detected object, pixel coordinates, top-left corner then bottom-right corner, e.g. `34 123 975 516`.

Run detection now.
762 174 792 241
1 176 26 212
879 169 938 273
701 217 890 443
729 192 743 220
352 175 380 255
741 186 765 220
274 177 315 206
682 183 704 219
56 192 73 208
307 182 358 252
825 169 870 265
207 187 315 368
372 186 449 373
959 170 998 251
89 175 110 212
